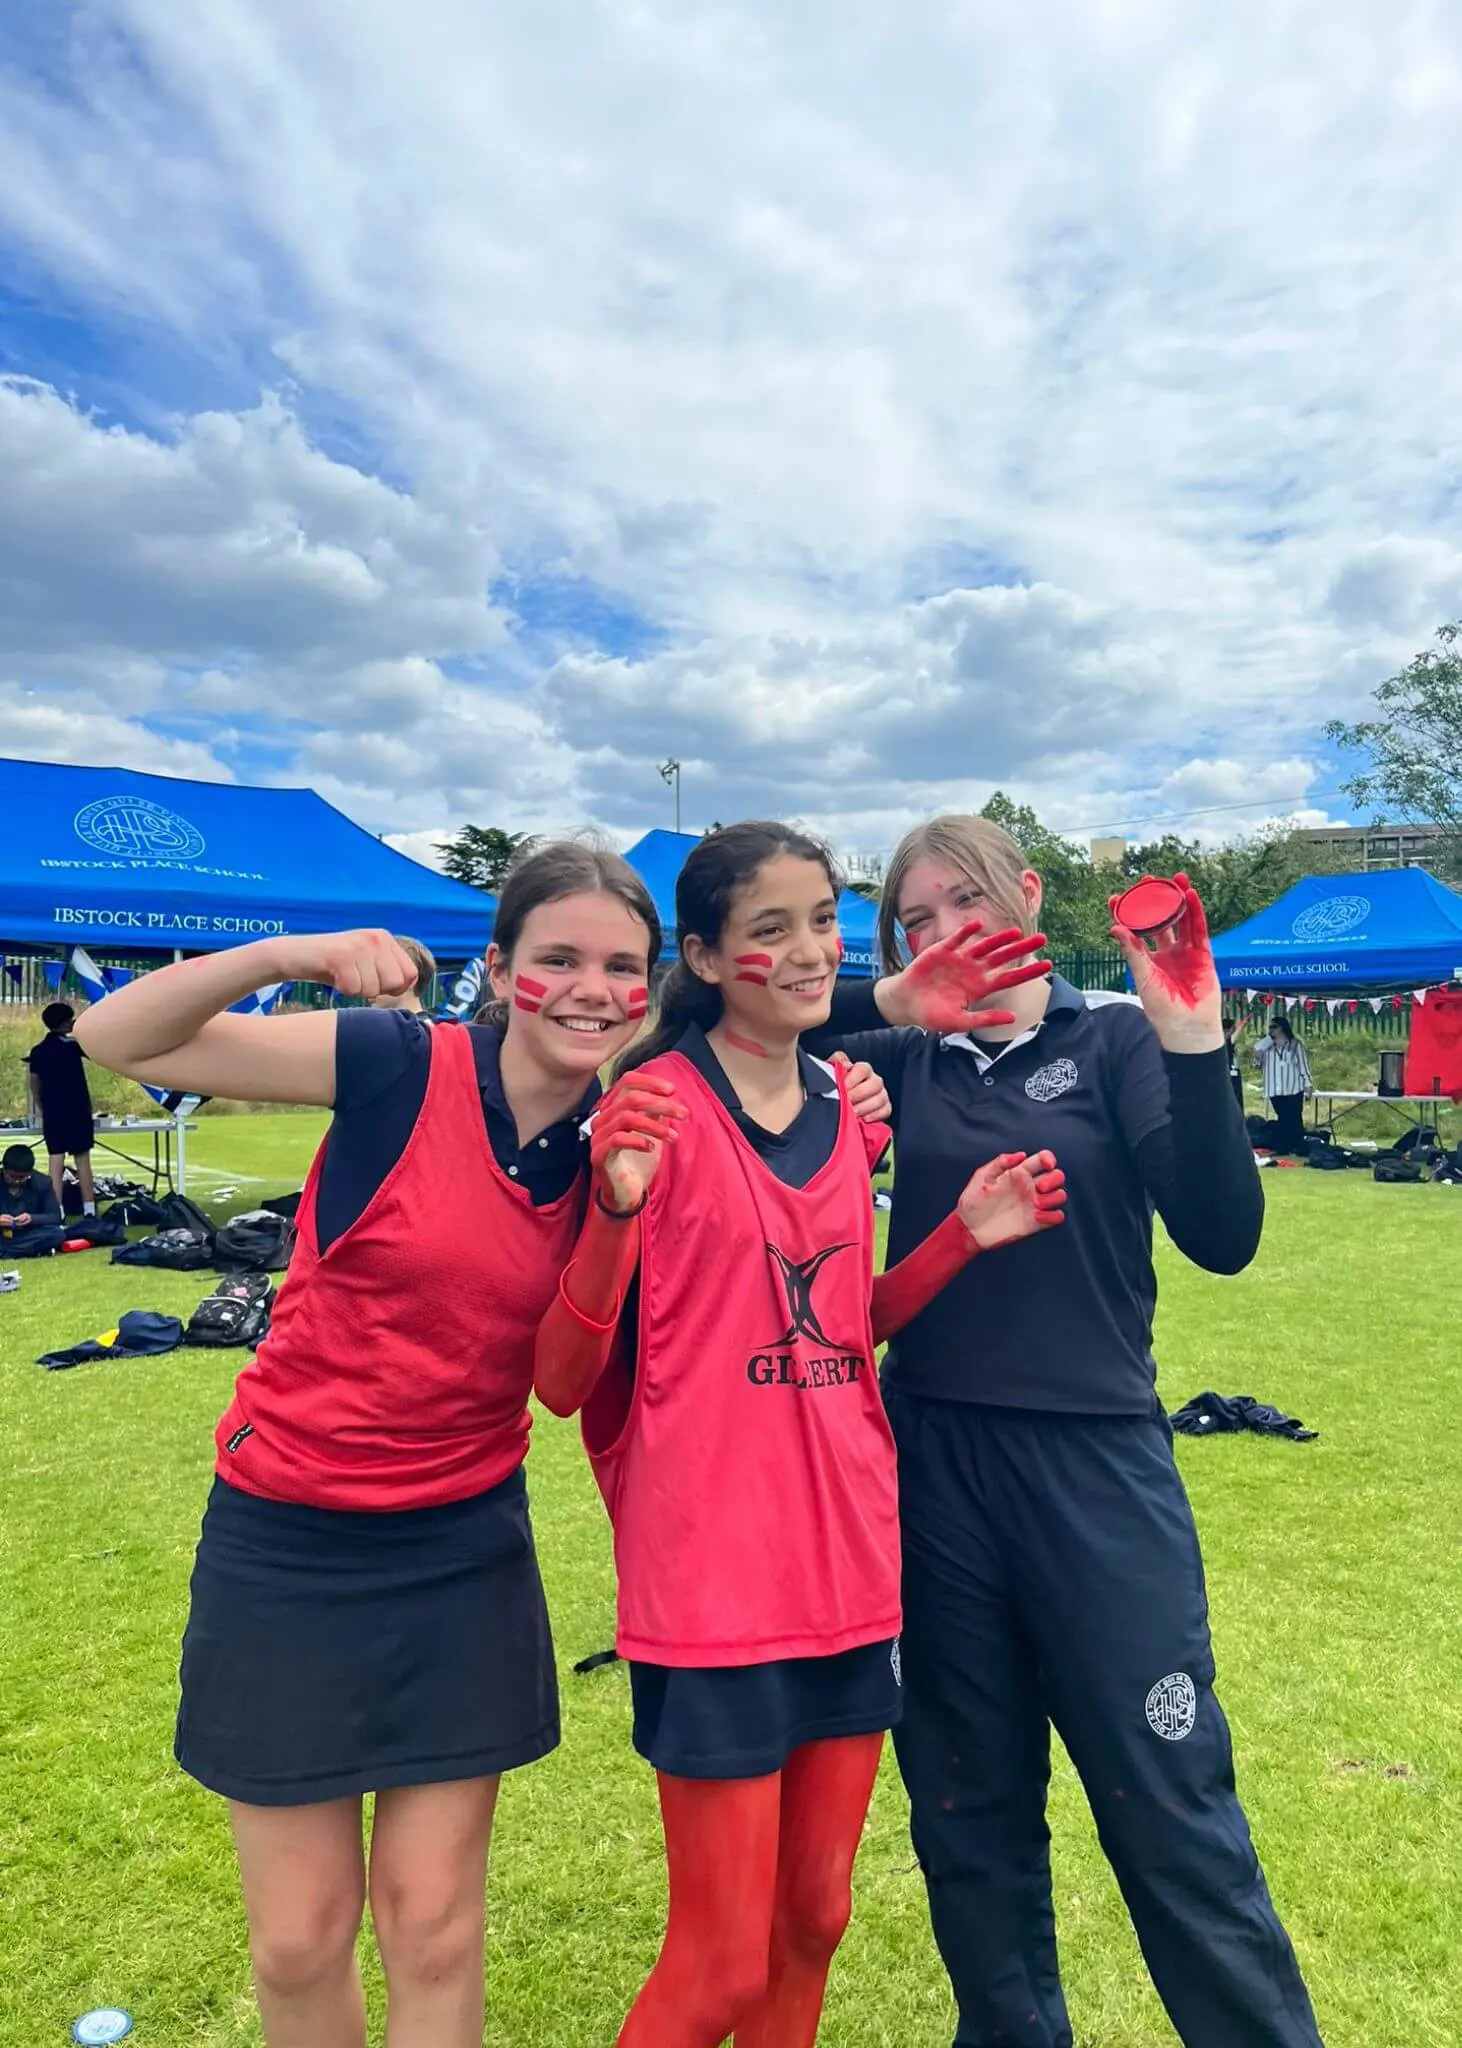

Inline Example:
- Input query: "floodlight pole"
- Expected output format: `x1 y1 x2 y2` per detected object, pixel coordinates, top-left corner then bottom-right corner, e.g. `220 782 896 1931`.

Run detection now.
658 759 682 833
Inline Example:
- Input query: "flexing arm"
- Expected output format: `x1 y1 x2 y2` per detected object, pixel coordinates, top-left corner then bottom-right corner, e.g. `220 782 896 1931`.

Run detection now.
871 1151 1065 1345
70 931 417 1109
533 1077 685 1417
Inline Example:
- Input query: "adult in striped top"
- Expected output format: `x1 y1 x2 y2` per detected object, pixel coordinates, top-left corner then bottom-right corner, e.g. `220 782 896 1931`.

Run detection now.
1254 1016 1313 1152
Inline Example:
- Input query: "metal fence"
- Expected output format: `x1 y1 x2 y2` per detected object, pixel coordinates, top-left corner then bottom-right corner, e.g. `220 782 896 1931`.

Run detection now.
0 949 1425 1039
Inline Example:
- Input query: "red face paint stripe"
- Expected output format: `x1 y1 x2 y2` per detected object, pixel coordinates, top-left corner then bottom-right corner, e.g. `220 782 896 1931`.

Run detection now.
733 954 774 968
733 971 769 986
513 995 542 1012
626 985 650 1019
515 976 549 997
724 1030 771 1058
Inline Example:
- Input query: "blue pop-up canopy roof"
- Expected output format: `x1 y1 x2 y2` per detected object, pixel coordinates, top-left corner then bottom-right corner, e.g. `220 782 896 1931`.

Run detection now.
622 829 878 975
0 757 495 959
1210 867 1462 990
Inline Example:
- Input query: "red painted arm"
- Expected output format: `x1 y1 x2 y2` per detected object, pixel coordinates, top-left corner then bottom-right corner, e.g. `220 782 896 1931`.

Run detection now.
533 1200 643 1418
532 1074 685 1418
870 1213 978 1345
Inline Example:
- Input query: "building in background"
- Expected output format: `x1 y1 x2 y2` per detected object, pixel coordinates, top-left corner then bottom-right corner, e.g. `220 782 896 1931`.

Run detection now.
1090 837 1127 866
1297 823 1445 871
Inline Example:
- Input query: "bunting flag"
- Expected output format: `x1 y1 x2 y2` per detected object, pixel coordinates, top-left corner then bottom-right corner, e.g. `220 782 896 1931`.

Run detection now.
43 960 65 991
1326 999 1341 1016
69 947 108 1003
1244 988 1257 1006
104 967 134 991
3 963 20 988
1369 997 1384 1013
1413 988 1430 1007
1393 994 1405 1010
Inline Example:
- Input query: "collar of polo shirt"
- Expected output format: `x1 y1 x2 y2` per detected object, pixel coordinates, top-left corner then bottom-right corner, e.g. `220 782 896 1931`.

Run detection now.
939 975 1141 1070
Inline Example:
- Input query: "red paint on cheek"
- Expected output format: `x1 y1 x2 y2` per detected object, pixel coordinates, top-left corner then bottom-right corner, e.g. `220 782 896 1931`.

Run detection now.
513 974 548 1014
907 931 925 958
626 985 649 1021
724 1030 771 1059
733 951 773 986
835 936 845 964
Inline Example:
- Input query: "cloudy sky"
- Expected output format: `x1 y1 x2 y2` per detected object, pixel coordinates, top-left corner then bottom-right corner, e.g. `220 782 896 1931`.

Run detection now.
2 0 1460 868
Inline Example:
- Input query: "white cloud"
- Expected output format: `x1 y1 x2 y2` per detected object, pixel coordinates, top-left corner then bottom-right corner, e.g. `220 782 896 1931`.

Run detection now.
2 1 1462 851
0 682 235 782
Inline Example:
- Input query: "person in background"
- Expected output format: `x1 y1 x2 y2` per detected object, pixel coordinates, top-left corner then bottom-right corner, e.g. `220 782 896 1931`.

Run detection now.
1254 1015 1312 1155
369 937 437 1017
26 1001 97 1215
0 1142 65 1257
1223 1014 1246 1116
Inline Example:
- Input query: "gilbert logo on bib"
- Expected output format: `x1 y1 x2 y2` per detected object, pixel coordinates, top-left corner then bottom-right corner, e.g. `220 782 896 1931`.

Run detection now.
1025 1057 1079 1103
748 1241 869 1388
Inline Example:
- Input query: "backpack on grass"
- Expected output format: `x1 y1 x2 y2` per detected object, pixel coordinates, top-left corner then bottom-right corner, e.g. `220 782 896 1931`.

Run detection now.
212 1211 295 1274
111 1228 214 1271
184 1273 275 1349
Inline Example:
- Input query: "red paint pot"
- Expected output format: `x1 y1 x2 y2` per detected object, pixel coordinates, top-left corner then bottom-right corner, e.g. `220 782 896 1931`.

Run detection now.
1113 875 1186 939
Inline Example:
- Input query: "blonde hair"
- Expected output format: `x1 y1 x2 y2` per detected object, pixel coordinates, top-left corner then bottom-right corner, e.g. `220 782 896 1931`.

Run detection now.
877 815 1037 973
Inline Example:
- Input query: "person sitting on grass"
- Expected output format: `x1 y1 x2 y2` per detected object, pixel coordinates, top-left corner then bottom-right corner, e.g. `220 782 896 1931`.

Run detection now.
0 1143 65 1257
27 1001 97 1216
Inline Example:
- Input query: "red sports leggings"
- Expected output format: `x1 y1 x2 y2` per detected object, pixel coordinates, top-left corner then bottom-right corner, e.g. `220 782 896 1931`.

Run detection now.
616 1732 885 2047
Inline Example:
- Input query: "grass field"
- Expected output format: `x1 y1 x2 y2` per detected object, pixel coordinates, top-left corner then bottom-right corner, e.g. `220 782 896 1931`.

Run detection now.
2 1113 1459 2047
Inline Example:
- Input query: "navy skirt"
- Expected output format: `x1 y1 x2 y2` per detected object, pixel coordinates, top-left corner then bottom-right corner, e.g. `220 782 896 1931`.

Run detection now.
176 1470 559 1806
630 1639 903 1780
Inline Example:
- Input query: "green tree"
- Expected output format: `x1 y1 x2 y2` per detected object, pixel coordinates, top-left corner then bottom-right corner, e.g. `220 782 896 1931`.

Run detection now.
979 792 1110 950
438 826 539 893
1326 621 1462 881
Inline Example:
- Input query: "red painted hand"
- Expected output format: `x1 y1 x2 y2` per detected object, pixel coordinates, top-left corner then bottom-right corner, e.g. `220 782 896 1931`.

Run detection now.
829 1050 892 1125
956 1150 1066 1251
896 920 1052 1034
1108 872 1223 1052
589 1074 687 1214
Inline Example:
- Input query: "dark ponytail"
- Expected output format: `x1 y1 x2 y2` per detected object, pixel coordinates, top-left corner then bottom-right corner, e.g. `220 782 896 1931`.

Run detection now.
616 820 843 1077
481 836 661 1032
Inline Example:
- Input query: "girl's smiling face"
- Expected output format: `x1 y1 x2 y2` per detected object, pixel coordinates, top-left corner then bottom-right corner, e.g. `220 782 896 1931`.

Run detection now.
489 891 652 1079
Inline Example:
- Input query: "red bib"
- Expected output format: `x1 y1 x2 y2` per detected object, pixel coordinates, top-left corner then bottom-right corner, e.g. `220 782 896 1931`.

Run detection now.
584 1052 900 1665
216 1021 585 1511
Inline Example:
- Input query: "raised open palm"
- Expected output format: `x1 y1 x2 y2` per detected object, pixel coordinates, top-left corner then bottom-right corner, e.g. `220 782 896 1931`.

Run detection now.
898 921 1052 1034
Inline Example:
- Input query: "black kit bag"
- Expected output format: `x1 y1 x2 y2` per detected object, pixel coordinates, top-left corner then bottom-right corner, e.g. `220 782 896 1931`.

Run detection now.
212 1210 295 1274
185 1274 275 1348
104 1193 165 1228
111 1227 214 1271
1373 1156 1424 1184
66 1213 126 1247
156 1192 218 1245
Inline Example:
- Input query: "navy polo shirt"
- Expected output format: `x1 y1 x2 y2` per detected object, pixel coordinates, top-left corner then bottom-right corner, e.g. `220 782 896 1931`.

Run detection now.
811 976 1180 1414
671 1024 841 1190
317 1010 599 1251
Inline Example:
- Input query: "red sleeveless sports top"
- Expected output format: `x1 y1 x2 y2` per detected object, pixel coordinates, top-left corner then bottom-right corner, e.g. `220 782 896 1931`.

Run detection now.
216 1020 585 1511
584 1052 900 1665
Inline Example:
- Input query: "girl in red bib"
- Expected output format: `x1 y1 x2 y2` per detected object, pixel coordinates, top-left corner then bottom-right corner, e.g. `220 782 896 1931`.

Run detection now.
75 843 679 2048
534 821 1065 2047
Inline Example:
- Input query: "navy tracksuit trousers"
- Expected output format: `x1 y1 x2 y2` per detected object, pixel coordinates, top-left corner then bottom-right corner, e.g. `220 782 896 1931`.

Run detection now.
885 1389 1324 2048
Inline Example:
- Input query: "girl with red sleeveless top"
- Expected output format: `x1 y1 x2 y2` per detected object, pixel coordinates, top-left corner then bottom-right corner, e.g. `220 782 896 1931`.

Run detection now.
533 822 1066 2048
74 843 689 2048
